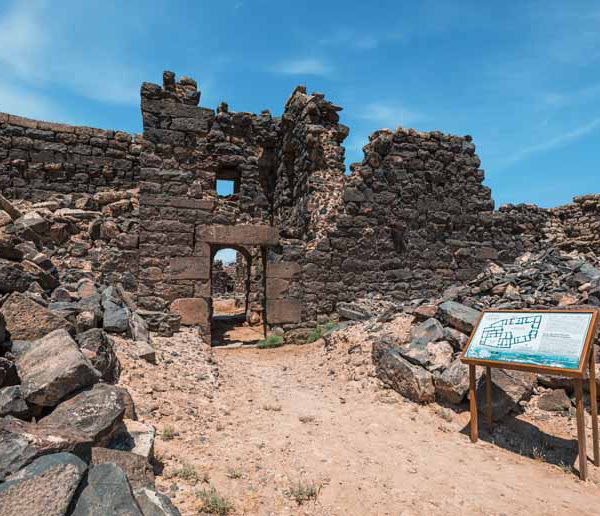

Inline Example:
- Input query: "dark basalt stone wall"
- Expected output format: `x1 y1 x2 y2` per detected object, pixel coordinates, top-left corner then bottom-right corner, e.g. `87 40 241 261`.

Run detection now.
0 113 140 201
1 71 598 339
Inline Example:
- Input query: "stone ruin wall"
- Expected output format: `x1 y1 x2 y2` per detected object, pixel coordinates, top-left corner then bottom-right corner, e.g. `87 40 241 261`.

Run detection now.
1 71 598 340
0 112 140 200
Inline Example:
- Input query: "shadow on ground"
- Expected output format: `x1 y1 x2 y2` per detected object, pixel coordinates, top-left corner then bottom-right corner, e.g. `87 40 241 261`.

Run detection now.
211 314 264 347
460 412 580 475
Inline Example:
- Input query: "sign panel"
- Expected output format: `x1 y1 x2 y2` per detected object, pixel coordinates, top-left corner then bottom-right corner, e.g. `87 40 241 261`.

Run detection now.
462 310 597 373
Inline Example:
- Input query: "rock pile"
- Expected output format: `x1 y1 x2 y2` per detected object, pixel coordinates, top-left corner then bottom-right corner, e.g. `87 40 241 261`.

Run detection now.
372 248 600 420
0 196 179 515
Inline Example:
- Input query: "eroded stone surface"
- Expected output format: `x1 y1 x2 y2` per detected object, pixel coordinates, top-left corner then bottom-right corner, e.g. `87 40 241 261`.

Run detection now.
0 452 87 516
17 329 100 406
41 383 126 446
71 463 143 516
1 292 74 341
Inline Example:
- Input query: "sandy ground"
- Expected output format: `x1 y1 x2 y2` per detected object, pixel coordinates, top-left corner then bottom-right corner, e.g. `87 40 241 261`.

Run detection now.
115 322 600 516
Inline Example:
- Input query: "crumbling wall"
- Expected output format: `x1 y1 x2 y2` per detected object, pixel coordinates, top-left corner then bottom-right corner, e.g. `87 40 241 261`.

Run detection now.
300 128 496 318
1 71 597 339
547 195 600 253
0 113 140 200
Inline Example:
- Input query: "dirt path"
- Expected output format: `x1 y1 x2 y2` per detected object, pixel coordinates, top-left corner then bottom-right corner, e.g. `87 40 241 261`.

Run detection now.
117 329 600 515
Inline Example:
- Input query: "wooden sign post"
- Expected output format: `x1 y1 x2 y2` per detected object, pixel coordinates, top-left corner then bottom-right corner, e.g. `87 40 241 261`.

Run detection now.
461 309 599 480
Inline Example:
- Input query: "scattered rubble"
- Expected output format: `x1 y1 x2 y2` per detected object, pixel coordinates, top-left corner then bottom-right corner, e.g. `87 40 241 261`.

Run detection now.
0 192 174 514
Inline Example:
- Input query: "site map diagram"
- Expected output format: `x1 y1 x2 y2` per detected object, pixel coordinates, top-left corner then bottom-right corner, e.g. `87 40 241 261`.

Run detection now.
465 311 594 370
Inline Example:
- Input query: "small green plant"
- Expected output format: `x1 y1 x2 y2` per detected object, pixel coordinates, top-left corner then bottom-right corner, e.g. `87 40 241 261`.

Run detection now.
197 486 233 515
306 321 336 343
160 424 175 441
532 445 546 462
287 481 321 505
257 334 284 349
557 461 572 474
226 467 242 479
167 464 199 484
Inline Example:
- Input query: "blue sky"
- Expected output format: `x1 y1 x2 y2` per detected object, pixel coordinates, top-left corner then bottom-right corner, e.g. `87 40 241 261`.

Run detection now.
1 0 599 209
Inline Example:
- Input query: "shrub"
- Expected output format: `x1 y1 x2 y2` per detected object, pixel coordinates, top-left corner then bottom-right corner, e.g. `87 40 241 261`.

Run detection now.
197 486 233 515
226 467 242 479
257 335 284 349
306 321 336 343
167 464 199 484
160 424 175 441
286 481 321 505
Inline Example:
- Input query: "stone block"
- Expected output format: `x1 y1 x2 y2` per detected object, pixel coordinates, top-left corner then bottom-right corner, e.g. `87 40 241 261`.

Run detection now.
198 224 279 246
267 261 301 279
17 329 100 406
0 453 87 516
266 299 302 324
169 256 210 280
170 297 209 326
0 417 92 481
140 194 214 211
41 383 126 445
91 448 154 489
266 278 289 299
70 462 142 516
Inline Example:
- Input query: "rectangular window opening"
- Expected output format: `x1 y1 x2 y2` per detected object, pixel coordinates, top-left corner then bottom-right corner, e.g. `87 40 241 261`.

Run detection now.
216 169 241 198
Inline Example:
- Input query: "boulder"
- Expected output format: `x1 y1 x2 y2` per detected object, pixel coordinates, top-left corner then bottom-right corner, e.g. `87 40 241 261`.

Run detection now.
537 389 572 412
77 279 98 299
438 301 480 334
443 326 468 351
103 303 129 333
412 304 438 321
0 357 19 387
134 487 182 516
102 288 128 334
0 416 92 481
134 340 156 364
14 211 49 235
117 387 138 420
54 208 102 220
1 292 74 341
129 310 151 343
399 339 453 373
435 358 470 404
0 239 23 261
0 259 37 294
0 453 87 516
0 313 6 345
71 463 143 516
409 318 445 342
77 329 120 383
23 261 59 291
91 448 154 489
337 302 372 321
476 368 537 420
51 286 74 302
17 329 100 406
41 383 126 446
109 419 155 460
0 386 31 419
373 339 435 403
76 310 99 333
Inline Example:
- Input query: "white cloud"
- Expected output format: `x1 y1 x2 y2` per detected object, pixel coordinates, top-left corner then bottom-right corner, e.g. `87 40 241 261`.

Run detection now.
505 117 600 165
356 102 420 129
271 58 333 76
0 0 144 106
317 28 405 51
